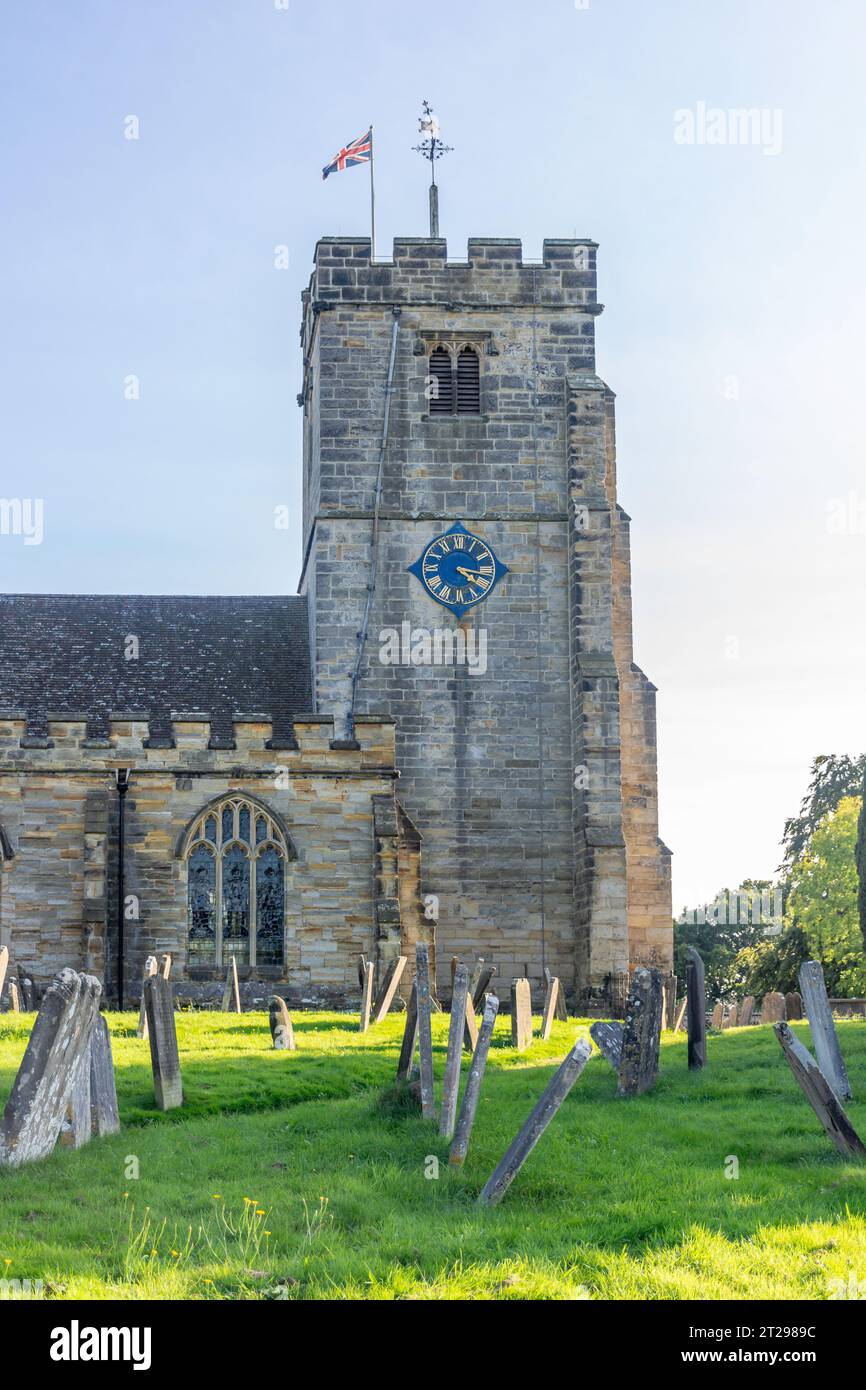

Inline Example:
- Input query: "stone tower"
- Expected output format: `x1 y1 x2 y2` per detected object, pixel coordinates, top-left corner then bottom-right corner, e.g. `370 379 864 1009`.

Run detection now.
298 235 671 1006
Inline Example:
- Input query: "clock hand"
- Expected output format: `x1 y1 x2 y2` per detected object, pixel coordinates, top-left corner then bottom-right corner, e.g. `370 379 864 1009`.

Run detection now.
455 565 483 581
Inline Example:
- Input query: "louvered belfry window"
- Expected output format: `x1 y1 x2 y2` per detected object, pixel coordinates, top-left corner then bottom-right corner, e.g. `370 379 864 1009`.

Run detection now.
427 343 481 415
428 346 453 413
456 346 480 413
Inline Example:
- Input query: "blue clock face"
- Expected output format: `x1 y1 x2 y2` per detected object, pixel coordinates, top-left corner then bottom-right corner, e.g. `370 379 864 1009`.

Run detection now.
407 522 509 618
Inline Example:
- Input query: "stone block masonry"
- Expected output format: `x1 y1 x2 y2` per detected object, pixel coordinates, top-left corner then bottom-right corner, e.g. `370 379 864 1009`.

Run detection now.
299 236 672 1005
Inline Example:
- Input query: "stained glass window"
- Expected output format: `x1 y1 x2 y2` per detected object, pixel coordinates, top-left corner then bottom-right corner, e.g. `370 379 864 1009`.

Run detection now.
185 798 287 968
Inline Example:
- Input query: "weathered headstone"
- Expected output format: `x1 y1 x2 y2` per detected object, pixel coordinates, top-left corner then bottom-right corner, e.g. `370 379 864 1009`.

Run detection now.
0 945 8 1007
18 972 34 1010
440 964 470 1139
357 954 368 991
59 1054 91 1150
415 945 436 1121
478 1036 593 1206
89 1013 120 1137
396 981 419 1081
799 960 851 1102
723 1004 738 1029
785 990 803 1022
544 966 568 1022
359 960 374 1033
738 995 755 1027
472 965 497 1013
8 979 20 1014
761 992 786 1024
160 953 172 980
541 975 561 1041
774 1022 865 1160
673 995 687 1033
590 1020 623 1072
269 995 296 1051
136 955 159 1040
464 992 478 1052
143 974 183 1111
511 978 532 1051
450 993 500 1167
0 969 101 1166
372 955 407 1023
686 949 706 1069
661 971 678 1030
710 1002 724 1030
617 967 663 1097
221 955 241 1014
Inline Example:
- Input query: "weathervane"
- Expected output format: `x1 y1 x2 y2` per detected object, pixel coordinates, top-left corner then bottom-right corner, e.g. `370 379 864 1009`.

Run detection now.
412 101 453 237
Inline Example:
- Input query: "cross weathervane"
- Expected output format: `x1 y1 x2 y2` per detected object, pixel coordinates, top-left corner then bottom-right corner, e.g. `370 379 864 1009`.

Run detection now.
412 101 453 236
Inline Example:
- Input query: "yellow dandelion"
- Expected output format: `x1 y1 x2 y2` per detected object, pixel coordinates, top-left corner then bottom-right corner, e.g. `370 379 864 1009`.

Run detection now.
211 1194 221 1200
264 1231 272 1237
3 1259 10 1267
256 1209 265 1216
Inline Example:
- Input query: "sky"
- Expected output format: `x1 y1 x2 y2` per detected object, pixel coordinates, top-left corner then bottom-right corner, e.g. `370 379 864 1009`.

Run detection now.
2 0 866 911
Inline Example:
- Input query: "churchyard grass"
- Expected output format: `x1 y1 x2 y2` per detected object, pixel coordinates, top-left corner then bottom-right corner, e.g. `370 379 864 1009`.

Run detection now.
0 1012 865 1299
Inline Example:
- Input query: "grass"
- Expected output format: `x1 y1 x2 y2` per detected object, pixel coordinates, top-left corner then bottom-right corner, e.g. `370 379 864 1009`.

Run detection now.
0 1009 865 1299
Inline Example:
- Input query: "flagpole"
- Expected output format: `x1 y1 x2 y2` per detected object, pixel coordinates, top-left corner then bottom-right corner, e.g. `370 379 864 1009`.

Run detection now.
369 124 376 261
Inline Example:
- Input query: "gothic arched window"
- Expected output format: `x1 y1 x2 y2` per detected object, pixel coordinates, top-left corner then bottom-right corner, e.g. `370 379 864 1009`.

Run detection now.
185 797 288 968
427 343 481 415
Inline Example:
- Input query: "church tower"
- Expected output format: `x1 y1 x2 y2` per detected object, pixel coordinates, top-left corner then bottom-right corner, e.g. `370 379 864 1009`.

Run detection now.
298 235 672 1006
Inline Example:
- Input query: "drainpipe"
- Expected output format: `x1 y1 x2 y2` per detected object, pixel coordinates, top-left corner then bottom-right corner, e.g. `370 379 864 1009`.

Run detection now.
115 768 130 1008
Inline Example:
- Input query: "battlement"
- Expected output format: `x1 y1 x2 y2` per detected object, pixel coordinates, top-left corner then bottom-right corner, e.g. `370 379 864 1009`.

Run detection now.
306 236 600 311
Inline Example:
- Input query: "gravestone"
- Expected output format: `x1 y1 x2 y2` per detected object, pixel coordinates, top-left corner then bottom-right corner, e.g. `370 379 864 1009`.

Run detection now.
723 1004 738 1029
18 972 34 1010
472 965 497 1013
0 968 101 1166
59 1054 91 1150
221 956 241 1013
540 976 561 1041
440 964 469 1139
710 1002 724 1030
661 972 678 1030
372 955 407 1023
396 981 419 1082
136 956 159 1040
143 975 183 1111
478 1036 593 1206
160 954 172 979
617 967 663 1097
761 992 786 1024
0 945 8 1007
464 993 478 1052
8 980 20 1014
785 990 803 1021
674 996 687 1033
450 993 500 1167
590 1020 623 1071
357 954 368 991
359 960 374 1033
686 948 707 1069
415 945 436 1121
738 996 755 1027
511 978 532 1051
89 1013 120 1137
269 995 296 1051
799 960 851 1102
774 1022 864 1159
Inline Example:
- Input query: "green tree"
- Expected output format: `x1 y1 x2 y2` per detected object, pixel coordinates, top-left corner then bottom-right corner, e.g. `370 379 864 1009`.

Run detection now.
780 754 865 871
786 795 866 995
856 763 866 953
673 883 773 1001
734 925 810 997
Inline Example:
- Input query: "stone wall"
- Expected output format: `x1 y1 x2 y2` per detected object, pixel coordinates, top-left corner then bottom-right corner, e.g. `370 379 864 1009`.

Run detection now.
0 713 420 1007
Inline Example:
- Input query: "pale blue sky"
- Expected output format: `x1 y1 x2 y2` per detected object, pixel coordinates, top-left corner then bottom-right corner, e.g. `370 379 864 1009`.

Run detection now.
2 0 865 907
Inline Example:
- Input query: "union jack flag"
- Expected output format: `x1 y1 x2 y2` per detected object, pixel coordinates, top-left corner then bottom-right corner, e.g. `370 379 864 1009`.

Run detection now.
322 128 372 180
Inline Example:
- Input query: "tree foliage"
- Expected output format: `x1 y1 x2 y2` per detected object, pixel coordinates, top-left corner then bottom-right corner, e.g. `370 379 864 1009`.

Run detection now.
734 926 811 998
785 795 866 995
780 754 865 871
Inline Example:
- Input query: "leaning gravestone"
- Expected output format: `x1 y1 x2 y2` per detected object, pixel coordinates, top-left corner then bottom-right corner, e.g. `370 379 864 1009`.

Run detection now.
774 1022 864 1159
359 960 375 1033
738 995 755 1027
0 968 101 1166
540 975 562 1041
450 993 500 1167
478 1036 593 1206
136 956 159 1040
590 1020 623 1072
372 955 407 1023
799 960 852 1102
59 1051 91 1150
710 1002 724 1030
723 1004 738 1029
89 1013 120 1137
674 996 687 1033
8 979 20 1014
463 993 478 1052
761 992 786 1024
785 990 803 1021
440 965 470 1139
269 995 296 1051
143 975 183 1111
0 945 8 1006
511 978 532 1051
685 948 706 1070
472 965 497 1013
160 953 172 979
415 945 436 1121
617 967 663 1097
661 971 678 1030
396 981 419 1082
